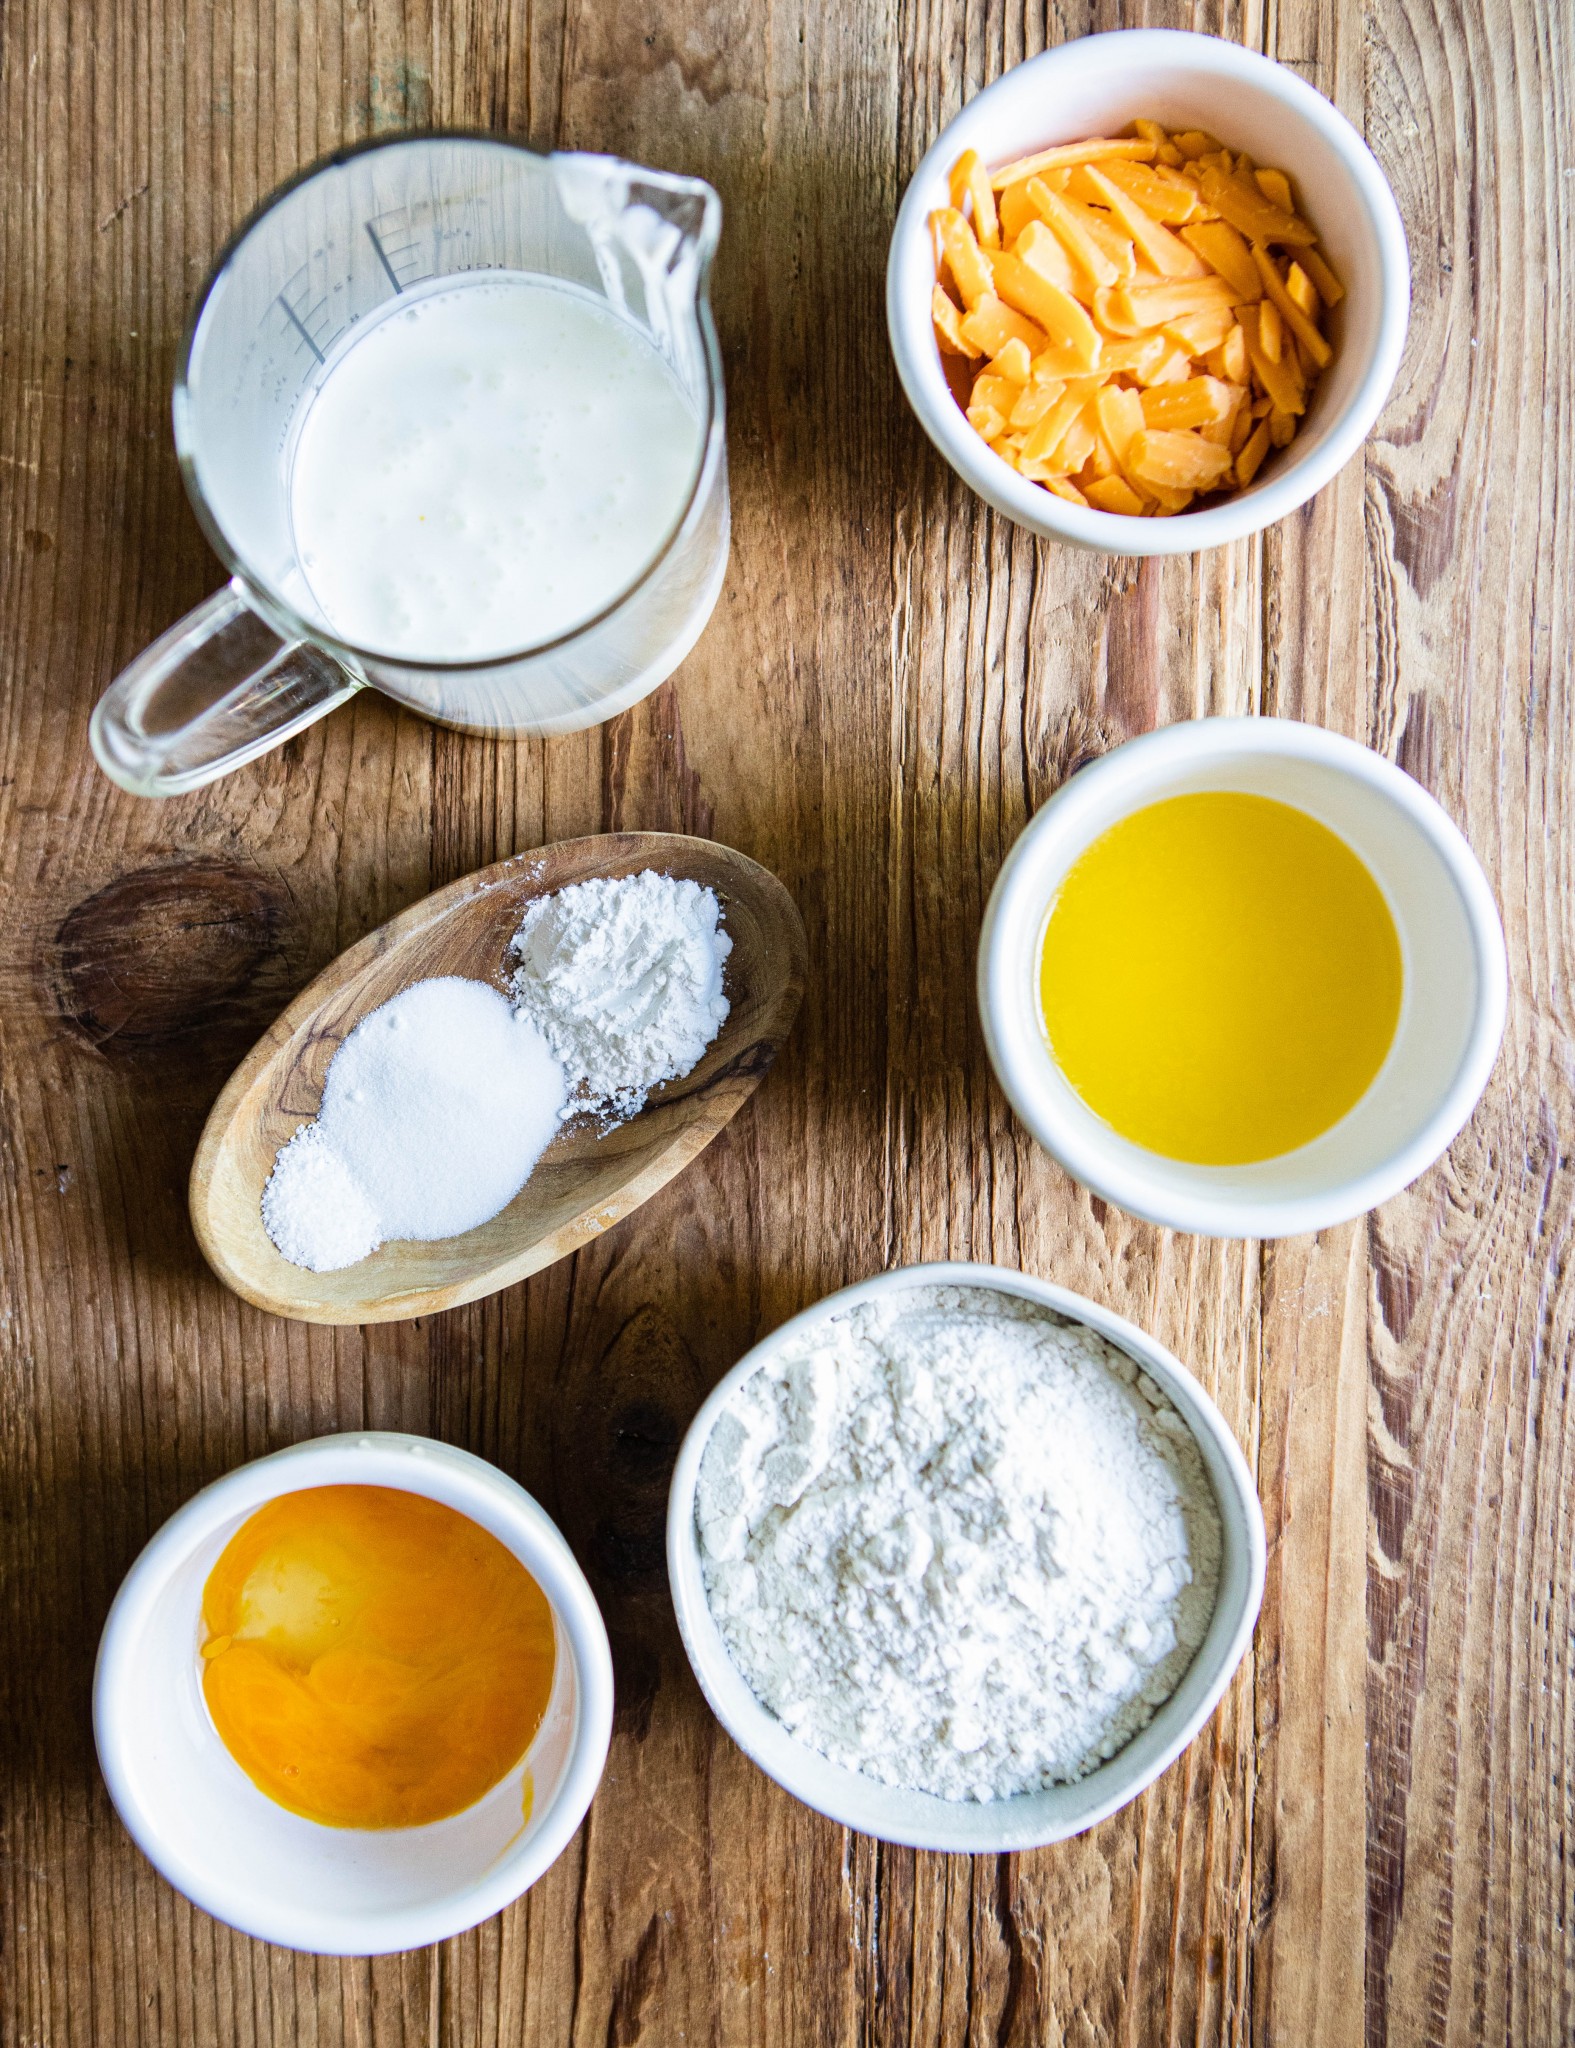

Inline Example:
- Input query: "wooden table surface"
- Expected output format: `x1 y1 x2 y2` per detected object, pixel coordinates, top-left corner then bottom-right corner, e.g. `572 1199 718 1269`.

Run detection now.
2 0 1570 2041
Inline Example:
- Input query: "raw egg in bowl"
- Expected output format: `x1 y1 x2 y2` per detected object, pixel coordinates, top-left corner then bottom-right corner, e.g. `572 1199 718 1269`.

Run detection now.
94 1433 613 1954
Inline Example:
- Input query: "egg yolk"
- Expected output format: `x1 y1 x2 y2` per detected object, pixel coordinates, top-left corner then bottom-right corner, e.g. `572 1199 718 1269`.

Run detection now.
200 1485 555 1830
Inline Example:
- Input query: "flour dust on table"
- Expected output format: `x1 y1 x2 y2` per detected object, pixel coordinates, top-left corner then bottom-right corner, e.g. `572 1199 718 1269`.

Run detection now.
696 1286 1222 1801
262 872 732 1271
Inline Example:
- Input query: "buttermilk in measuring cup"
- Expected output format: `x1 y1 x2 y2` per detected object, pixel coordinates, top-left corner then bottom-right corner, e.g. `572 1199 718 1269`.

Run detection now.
288 276 701 662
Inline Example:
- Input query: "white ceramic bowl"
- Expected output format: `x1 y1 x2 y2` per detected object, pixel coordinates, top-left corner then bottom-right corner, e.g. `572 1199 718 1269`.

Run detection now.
666 1262 1265 1850
94 1432 614 1954
979 718 1509 1237
886 30 1410 553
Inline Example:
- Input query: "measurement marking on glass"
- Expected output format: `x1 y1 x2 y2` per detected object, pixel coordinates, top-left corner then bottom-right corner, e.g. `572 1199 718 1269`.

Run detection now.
365 223 406 294
276 295 326 364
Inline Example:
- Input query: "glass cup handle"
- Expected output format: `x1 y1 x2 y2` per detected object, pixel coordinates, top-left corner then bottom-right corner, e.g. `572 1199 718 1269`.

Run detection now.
89 579 363 798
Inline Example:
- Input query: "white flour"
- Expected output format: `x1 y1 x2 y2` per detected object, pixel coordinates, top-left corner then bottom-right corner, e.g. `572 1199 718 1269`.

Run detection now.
696 1287 1222 1800
262 871 731 1271
509 872 731 1124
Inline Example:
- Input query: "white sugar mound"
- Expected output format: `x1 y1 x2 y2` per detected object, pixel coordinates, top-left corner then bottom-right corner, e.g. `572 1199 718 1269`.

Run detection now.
262 977 567 1272
261 1124 382 1271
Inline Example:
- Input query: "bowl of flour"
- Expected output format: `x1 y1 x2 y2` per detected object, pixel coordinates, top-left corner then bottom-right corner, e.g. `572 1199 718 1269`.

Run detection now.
666 1263 1265 1850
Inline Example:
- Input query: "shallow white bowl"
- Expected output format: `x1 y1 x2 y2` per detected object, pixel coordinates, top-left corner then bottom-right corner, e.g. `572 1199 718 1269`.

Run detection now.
979 718 1509 1237
666 1262 1265 1851
886 29 1410 553
95 1432 614 1955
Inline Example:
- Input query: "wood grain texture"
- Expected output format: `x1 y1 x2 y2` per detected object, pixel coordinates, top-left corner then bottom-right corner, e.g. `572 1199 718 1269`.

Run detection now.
0 0 1569 2041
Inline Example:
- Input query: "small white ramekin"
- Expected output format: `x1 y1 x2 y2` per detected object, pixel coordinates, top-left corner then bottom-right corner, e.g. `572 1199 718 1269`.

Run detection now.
94 1433 614 1955
666 1262 1265 1851
978 719 1509 1238
887 30 1410 554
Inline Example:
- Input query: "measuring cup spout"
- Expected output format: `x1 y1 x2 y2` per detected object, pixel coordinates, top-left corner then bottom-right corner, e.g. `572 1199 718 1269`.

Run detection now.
90 583 361 798
551 152 722 377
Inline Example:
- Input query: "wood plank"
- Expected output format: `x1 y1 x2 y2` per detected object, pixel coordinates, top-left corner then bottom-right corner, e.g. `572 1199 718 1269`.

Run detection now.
1237 0 1375 2029
1360 0 1575 2038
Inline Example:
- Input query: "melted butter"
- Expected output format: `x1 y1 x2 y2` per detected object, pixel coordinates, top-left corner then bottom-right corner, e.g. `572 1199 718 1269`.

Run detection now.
201 1485 554 1830
1039 792 1403 1165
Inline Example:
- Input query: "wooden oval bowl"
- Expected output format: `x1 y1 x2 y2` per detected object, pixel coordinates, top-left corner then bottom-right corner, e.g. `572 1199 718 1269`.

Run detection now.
189 833 807 1325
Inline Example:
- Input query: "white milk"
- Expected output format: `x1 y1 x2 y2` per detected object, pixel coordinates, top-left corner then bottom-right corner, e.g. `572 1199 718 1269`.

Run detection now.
288 274 702 663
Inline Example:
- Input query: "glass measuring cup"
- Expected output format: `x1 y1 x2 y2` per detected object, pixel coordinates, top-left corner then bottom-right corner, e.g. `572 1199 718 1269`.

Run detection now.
91 135 728 798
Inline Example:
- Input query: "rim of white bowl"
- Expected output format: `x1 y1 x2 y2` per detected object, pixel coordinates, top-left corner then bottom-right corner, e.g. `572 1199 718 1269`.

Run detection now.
977 719 1510 1238
886 30 1411 554
666 1262 1267 1851
93 1432 614 1955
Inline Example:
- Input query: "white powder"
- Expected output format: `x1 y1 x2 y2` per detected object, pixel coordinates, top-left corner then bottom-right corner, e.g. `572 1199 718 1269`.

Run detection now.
262 978 567 1271
262 871 732 1271
259 1125 383 1271
696 1286 1222 1801
509 872 731 1124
